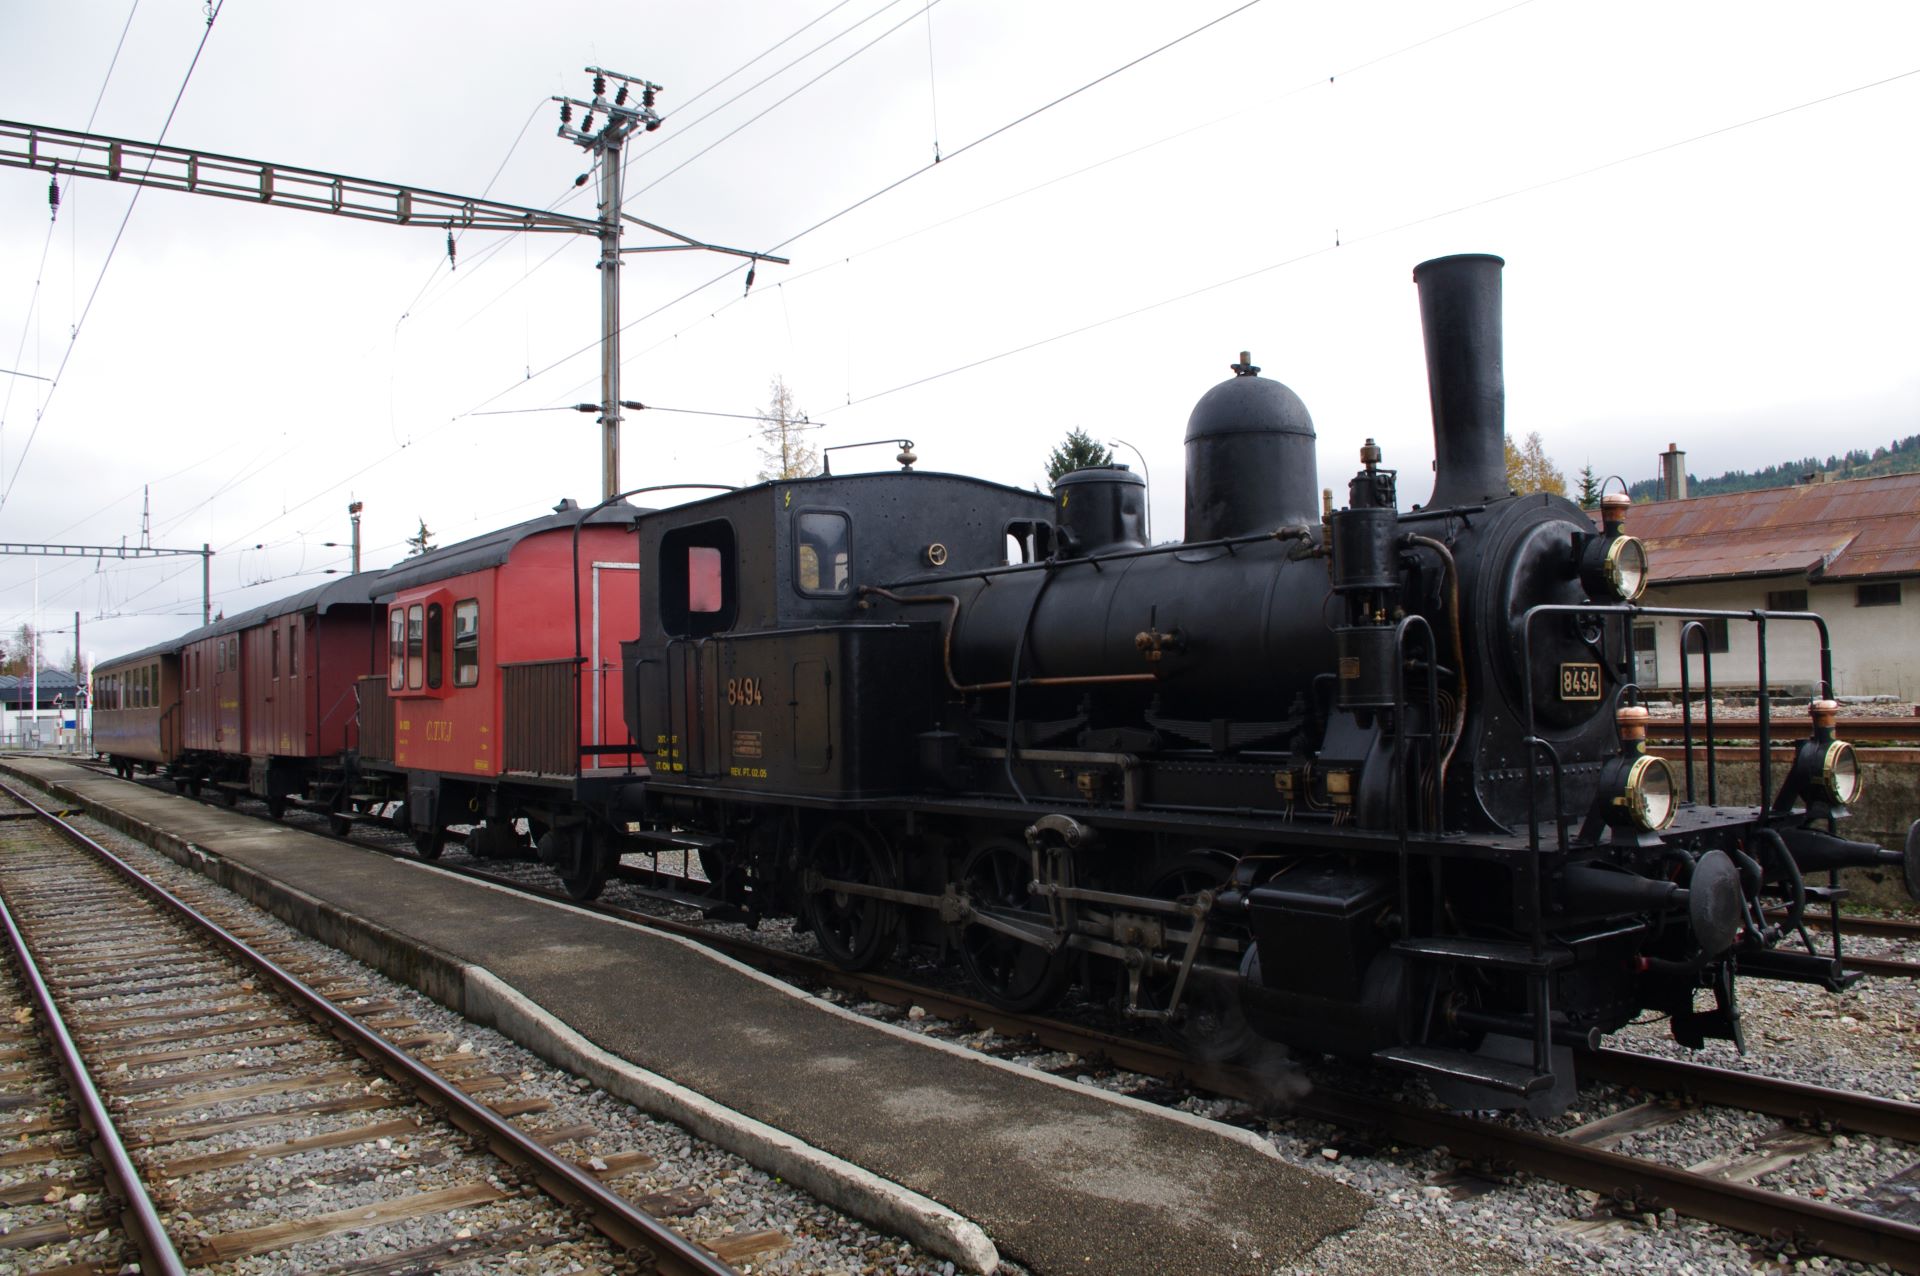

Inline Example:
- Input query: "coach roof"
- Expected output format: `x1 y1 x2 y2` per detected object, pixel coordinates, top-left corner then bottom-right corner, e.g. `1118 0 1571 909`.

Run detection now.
370 500 646 599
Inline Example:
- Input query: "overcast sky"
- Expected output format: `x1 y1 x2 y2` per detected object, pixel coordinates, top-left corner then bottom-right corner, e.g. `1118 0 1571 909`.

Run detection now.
1 0 1916 668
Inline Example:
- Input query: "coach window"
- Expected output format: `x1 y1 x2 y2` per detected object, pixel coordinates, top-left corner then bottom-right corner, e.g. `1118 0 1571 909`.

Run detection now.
453 600 480 687
407 604 425 690
289 625 299 678
426 602 444 689
659 520 738 637
795 510 851 595
389 610 406 690
271 630 280 679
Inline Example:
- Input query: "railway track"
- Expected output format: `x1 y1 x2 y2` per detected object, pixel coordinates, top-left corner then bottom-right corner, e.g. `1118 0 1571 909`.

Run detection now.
1646 717 1920 745
0 778 735 1275
52 761 1920 1270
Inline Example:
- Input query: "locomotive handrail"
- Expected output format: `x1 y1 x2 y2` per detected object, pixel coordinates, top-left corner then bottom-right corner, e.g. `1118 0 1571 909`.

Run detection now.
1389 614 1441 940
875 523 1317 592
568 483 735 772
1516 602 1833 843
1676 619 1718 804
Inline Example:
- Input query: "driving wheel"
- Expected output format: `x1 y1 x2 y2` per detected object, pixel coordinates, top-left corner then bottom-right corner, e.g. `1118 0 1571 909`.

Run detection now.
803 822 899 970
955 840 1071 1012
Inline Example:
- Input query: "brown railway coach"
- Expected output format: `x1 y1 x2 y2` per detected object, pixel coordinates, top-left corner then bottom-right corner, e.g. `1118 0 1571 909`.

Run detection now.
93 642 183 776
169 574 383 813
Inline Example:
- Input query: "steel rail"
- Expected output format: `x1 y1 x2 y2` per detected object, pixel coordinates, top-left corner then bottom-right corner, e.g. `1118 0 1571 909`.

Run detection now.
1577 1047 1920 1142
0 871 187 1276
0 778 735 1276
1647 718 1920 745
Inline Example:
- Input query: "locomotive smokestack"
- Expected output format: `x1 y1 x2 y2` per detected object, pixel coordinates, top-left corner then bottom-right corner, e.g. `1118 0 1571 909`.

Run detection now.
1414 253 1508 509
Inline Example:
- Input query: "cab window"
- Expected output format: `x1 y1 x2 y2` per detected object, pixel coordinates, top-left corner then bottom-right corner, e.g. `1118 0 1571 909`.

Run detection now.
453 600 480 687
426 602 444 690
389 610 406 690
406 605 424 690
659 520 738 637
795 510 851 595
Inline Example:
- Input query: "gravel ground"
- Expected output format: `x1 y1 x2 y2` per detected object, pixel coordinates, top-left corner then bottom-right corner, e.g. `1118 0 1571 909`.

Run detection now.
43 768 1920 1275
0 779 988 1276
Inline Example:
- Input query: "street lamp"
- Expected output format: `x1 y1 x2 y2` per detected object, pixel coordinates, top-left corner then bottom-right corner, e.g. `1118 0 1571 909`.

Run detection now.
1109 437 1151 542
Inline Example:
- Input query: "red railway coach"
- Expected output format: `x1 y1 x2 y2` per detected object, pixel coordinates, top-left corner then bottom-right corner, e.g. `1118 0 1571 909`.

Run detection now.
94 641 183 777
172 574 382 816
354 500 647 869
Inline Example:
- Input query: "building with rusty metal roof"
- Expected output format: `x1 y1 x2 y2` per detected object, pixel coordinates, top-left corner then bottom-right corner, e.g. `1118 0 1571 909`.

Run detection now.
1610 470 1920 702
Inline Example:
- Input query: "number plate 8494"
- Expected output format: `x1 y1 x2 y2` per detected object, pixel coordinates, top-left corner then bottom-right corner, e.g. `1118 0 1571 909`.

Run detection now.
1559 662 1602 701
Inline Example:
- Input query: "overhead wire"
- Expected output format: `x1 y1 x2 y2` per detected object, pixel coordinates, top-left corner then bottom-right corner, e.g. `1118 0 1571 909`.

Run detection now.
453 0 1274 425
0 0 142 488
0 0 226 515
825 62 1920 415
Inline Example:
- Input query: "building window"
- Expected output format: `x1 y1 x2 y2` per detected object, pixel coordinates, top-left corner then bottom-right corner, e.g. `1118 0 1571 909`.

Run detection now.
1766 589 1808 613
407 604 424 690
1683 617 1731 655
453 600 480 687
389 610 406 691
1857 582 1902 608
426 601 444 690
795 510 852 595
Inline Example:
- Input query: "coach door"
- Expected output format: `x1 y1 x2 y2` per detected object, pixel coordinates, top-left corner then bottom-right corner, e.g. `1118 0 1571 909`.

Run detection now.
589 561 641 762
213 634 242 749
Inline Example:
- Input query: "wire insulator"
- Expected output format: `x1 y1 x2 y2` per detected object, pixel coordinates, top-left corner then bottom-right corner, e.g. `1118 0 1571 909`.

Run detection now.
615 84 628 106
446 230 457 270
582 113 594 134
642 87 655 109
743 261 756 296
560 102 572 124
48 175 60 219
593 74 606 96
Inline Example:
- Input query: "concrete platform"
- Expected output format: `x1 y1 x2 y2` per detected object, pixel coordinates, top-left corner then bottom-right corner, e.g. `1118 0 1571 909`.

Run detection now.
1 757 1371 1275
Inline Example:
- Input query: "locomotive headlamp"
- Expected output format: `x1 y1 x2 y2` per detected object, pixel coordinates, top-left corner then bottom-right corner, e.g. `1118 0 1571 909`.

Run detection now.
1819 739 1862 806
1623 754 1678 831
1576 526 1650 602
1776 699 1866 814
1602 535 1650 601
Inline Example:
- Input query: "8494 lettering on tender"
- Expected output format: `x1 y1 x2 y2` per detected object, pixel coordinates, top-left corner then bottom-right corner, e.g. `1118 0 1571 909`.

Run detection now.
726 676 764 707
1559 662 1602 701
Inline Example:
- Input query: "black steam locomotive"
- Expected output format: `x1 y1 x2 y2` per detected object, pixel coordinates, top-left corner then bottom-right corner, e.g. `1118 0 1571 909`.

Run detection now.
608 254 1917 1107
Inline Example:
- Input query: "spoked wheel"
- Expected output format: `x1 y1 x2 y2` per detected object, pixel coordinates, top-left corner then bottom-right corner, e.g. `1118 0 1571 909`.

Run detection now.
803 822 899 971
1138 852 1254 1062
955 840 1072 1012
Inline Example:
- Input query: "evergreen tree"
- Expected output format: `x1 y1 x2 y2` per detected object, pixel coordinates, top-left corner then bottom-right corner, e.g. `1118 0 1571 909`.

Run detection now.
406 520 436 557
1575 464 1602 509
1045 428 1112 484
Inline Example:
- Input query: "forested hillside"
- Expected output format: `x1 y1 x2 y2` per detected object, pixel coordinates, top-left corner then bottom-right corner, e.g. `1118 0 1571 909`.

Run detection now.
1628 433 1920 501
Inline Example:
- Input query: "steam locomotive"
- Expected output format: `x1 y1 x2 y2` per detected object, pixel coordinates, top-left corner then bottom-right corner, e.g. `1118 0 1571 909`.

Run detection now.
95 253 1918 1110
616 253 1918 1107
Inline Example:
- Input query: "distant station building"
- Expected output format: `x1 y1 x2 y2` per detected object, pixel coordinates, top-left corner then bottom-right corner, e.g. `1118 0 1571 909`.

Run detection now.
1615 450 1919 702
0 670 88 747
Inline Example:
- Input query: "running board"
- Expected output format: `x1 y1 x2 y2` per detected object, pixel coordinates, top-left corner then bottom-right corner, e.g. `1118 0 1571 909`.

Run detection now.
1372 1045 1556 1095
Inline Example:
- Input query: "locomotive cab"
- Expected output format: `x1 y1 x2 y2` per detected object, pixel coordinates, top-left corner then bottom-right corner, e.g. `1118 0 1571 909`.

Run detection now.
623 472 1055 799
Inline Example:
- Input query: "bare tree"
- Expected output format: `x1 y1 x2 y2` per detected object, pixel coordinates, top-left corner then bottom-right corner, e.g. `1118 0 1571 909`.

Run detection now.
756 377 819 481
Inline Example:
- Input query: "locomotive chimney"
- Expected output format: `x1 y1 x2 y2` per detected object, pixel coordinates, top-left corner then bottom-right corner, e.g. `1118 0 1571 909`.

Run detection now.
1414 253 1508 509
